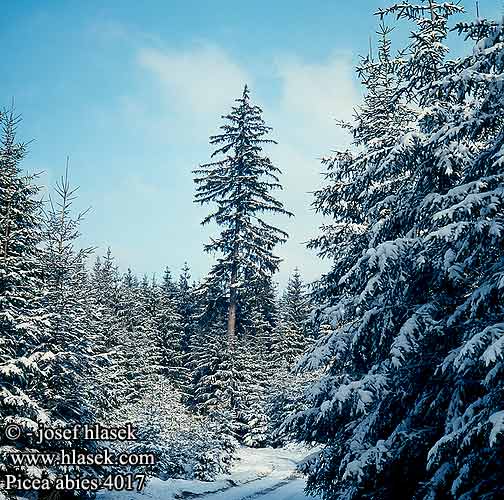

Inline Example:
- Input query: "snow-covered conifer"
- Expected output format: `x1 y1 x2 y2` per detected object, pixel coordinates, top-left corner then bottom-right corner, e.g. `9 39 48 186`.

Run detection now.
116 270 161 403
194 85 292 344
88 248 126 413
176 263 198 395
288 5 504 498
0 109 55 485
39 165 99 423
277 269 311 365
154 272 186 391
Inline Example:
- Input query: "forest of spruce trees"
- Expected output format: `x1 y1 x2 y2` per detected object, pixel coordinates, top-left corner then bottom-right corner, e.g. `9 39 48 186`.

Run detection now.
1 1 504 499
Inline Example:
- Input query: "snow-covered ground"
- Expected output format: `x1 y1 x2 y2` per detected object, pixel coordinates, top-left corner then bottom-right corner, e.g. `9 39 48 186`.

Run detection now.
97 446 319 500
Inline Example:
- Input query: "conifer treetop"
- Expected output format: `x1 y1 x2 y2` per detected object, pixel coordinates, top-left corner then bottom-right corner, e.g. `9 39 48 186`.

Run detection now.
194 84 293 282
377 1 464 101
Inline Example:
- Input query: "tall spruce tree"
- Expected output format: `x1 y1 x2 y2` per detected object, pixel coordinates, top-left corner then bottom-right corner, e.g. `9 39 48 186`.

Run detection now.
39 166 110 492
290 3 504 499
194 85 292 345
40 165 98 423
0 109 56 488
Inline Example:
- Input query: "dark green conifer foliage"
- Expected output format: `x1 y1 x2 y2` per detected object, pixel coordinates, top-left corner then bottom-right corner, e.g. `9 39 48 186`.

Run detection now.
277 269 311 365
0 109 55 483
40 166 98 423
291 4 504 499
194 85 292 344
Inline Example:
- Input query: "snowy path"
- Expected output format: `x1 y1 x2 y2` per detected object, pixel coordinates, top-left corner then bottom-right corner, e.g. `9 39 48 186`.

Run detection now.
244 478 315 500
196 447 317 500
98 446 319 500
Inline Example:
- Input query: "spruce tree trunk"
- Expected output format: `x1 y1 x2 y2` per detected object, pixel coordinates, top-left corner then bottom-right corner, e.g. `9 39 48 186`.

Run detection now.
227 217 240 350
227 265 237 350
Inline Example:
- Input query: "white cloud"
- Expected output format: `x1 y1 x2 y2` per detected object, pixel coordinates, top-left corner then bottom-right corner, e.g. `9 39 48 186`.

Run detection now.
266 53 359 284
272 52 358 149
138 44 250 116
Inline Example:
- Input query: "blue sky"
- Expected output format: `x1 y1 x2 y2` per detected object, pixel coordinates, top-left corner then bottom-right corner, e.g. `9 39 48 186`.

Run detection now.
2 0 501 287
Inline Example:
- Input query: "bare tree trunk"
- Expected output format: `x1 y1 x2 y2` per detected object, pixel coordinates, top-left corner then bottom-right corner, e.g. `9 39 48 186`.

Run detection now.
227 264 237 350
227 212 241 351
